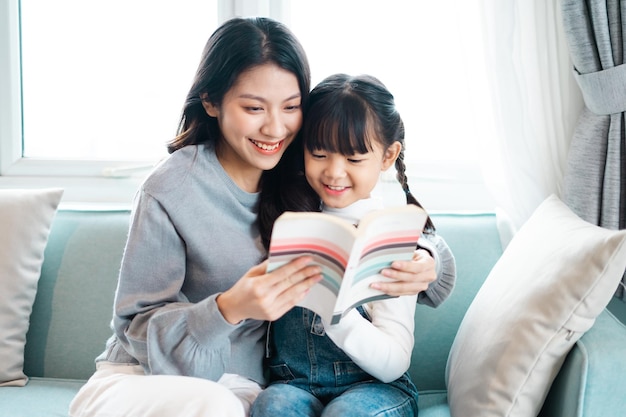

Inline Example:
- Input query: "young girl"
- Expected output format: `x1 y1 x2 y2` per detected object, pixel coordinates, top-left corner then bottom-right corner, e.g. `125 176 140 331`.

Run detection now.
69 19 439 417
252 74 456 417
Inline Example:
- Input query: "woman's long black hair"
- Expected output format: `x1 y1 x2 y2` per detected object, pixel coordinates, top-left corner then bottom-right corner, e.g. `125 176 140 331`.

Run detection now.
167 17 311 153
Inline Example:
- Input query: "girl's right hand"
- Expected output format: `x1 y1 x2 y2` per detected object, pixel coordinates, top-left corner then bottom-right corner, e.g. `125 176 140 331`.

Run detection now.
216 256 322 324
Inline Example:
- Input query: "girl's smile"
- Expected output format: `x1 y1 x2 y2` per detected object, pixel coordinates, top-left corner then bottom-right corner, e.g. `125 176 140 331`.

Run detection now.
324 184 351 194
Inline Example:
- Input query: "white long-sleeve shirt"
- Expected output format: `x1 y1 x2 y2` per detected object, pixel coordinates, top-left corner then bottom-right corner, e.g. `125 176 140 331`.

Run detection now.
320 197 455 383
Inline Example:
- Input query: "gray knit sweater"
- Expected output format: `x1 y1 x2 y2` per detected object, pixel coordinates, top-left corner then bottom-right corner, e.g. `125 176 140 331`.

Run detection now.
97 142 268 384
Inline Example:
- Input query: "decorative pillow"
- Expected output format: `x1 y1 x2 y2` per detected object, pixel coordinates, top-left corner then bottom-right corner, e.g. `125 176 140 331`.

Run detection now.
446 194 626 417
0 188 63 386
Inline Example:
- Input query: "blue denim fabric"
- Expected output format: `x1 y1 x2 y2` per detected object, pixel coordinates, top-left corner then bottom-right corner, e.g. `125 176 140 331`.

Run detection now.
251 307 418 417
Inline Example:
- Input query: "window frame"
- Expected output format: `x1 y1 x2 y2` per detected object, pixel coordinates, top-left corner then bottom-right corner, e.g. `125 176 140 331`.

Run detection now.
0 0 170 205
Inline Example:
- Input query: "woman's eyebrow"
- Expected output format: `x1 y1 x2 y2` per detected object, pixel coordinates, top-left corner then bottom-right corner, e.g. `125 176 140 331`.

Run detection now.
237 93 301 103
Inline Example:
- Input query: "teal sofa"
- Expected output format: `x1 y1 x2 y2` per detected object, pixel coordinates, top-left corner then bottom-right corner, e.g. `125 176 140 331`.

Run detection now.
1 209 625 416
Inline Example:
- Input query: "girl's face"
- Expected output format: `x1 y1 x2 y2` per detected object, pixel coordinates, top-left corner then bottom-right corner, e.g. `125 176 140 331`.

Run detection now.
304 138 401 209
202 64 302 192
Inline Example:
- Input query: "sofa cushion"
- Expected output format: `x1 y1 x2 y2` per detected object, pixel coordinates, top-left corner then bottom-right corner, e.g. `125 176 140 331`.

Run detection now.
416 390 450 417
446 194 626 416
0 377 84 417
410 213 503 391
0 189 63 387
24 209 130 380
540 309 626 416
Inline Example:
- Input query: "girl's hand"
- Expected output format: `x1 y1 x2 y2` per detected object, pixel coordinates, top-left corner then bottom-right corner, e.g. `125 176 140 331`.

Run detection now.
216 256 322 324
372 249 435 297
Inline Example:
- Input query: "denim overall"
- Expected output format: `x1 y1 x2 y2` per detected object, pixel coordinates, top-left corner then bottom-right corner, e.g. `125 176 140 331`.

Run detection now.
251 306 419 417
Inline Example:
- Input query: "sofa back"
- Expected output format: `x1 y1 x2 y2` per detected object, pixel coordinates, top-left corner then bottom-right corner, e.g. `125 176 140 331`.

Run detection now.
410 213 503 390
24 209 130 381
23 209 504 388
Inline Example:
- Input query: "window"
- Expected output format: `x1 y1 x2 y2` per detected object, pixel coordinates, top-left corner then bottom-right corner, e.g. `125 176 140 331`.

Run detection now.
286 1 494 210
288 1 485 164
20 0 218 161
0 0 495 210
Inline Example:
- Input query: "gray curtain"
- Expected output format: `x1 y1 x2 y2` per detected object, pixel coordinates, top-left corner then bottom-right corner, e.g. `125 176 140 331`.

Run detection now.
561 0 626 301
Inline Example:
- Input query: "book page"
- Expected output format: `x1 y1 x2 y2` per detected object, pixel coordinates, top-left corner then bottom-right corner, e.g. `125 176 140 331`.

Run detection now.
267 212 357 324
334 205 427 319
268 206 427 325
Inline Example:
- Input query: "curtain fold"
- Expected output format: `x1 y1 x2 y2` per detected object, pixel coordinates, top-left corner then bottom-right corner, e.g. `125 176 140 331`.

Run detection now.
560 0 626 301
477 0 582 236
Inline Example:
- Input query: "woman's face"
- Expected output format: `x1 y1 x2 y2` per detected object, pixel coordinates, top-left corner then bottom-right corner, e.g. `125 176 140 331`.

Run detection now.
203 63 302 192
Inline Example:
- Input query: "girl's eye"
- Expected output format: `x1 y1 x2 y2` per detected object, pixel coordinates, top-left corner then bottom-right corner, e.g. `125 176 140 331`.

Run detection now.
347 154 368 163
245 106 263 112
347 152 370 164
310 152 326 159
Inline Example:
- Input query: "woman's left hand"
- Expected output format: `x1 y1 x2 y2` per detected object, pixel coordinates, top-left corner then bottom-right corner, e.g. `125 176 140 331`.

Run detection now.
371 249 436 297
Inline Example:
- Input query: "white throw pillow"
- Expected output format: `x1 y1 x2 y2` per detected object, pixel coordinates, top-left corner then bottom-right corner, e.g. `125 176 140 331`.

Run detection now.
446 194 626 416
0 188 63 386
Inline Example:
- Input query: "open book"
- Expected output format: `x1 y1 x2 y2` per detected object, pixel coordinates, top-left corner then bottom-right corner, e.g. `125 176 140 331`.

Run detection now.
267 205 428 325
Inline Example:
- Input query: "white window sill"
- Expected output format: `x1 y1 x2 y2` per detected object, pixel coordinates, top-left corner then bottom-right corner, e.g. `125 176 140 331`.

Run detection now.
0 158 496 212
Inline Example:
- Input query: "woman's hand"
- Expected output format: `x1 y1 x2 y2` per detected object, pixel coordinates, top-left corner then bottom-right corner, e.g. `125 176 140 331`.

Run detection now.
372 249 436 297
216 256 322 324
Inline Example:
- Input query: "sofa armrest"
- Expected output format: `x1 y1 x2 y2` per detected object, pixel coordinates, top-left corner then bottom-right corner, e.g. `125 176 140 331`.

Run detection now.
539 308 626 416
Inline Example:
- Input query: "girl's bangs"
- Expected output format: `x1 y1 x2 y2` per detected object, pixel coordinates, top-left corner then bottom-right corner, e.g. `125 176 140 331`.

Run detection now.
304 99 373 155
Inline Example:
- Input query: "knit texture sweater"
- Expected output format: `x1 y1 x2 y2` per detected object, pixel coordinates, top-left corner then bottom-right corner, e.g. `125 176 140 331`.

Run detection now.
97 142 268 384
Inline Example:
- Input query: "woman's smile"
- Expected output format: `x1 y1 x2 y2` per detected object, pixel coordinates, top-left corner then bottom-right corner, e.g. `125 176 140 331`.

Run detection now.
249 138 283 154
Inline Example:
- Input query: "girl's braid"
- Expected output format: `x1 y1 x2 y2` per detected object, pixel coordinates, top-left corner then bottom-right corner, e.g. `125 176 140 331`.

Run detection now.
395 149 435 232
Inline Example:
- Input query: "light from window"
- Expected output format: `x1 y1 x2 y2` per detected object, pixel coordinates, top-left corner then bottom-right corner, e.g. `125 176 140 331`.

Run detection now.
287 0 489 164
20 1 490 168
20 0 218 160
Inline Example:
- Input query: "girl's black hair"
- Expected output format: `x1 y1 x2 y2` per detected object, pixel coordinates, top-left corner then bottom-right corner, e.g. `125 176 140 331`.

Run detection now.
259 73 435 250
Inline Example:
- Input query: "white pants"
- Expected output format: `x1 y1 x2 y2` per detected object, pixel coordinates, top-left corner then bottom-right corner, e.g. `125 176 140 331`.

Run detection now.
69 362 263 417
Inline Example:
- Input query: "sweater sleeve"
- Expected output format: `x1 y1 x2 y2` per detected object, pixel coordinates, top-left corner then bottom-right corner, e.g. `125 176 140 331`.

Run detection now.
322 294 417 383
416 233 456 308
111 191 247 380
